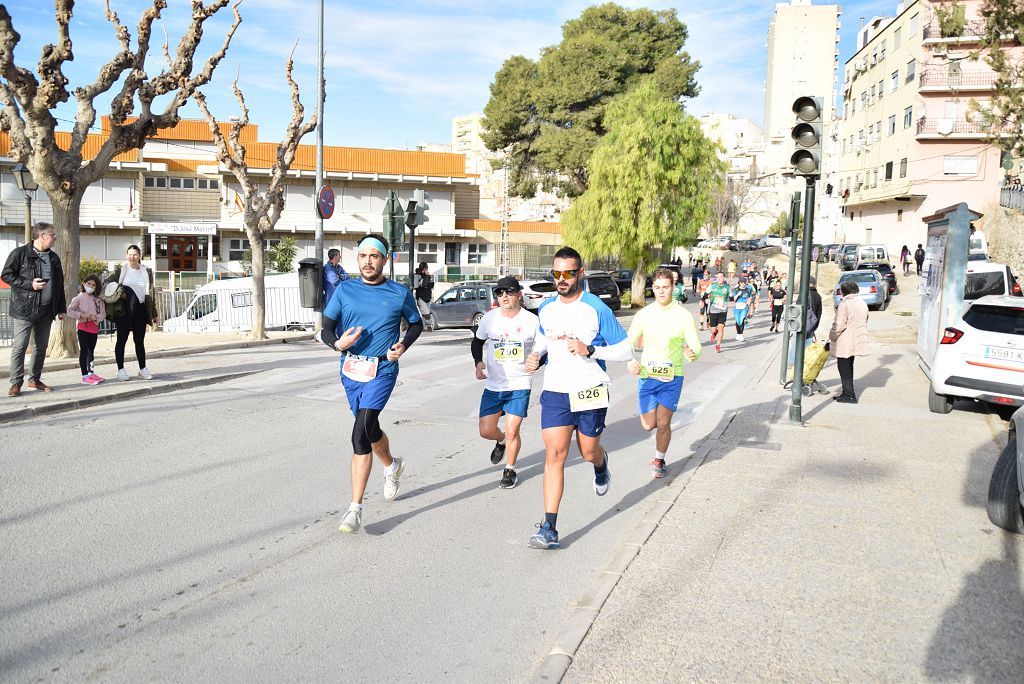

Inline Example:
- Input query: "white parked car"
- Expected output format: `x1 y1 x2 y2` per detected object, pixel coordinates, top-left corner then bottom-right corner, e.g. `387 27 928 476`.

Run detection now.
926 295 1024 414
519 279 557 311
965 260 1022 301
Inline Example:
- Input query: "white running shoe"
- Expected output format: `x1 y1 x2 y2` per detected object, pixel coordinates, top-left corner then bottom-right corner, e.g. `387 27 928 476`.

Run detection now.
737 334 745 342
338 508 362 533
138 368 153 380
117 368 130 381
383 457 405 501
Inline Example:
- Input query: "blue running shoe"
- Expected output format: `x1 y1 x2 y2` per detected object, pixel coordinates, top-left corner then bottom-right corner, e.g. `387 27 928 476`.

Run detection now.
594 451 611 496
528 521 560 549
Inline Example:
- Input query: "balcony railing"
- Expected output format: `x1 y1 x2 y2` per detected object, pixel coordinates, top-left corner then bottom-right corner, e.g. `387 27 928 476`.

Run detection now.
919 70 997 89
922 19 988 41
916 117 988 136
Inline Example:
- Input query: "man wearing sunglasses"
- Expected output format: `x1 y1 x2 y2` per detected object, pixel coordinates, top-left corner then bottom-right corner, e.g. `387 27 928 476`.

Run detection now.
523 247 632 550
470 276 540 489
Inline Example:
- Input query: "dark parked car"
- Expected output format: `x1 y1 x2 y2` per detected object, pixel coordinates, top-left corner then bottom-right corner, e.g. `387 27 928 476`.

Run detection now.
859 261 899 296
583 271 621 311
727 239 740 251
432 281 497 330
614 269 652 296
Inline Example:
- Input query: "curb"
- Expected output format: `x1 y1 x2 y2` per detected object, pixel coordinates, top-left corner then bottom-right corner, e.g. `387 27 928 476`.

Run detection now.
0 334 315 380
0 370 257 425
529 347 782 683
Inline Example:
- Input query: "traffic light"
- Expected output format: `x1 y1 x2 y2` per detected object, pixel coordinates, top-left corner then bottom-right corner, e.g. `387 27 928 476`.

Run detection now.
790 96 822 177
382 190 406 250
406 189 430 228
785 303 804 333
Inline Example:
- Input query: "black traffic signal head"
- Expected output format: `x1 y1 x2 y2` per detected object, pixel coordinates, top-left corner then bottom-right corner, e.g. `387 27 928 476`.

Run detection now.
790 96 823 178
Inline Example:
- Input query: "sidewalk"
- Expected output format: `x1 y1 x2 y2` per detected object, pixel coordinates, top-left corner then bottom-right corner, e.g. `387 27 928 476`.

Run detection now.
542 283 1024 681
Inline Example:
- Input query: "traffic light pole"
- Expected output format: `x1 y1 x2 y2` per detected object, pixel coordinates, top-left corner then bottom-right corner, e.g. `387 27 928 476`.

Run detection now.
789 176 817 423
408 227 416 288
779 191 801 386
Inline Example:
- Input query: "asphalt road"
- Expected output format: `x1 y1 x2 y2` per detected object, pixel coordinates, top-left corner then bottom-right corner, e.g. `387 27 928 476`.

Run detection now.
0 294 772 682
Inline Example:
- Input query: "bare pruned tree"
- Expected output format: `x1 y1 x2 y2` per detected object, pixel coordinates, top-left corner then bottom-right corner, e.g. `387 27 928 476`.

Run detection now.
0 0 242 357
194 48 317 340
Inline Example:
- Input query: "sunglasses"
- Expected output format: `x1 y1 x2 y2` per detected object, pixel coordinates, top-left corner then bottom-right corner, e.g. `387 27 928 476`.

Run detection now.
550 269 580 280
494 287 520 297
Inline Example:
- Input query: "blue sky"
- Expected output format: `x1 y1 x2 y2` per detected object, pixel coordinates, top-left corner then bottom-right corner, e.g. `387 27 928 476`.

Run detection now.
5 0 898 150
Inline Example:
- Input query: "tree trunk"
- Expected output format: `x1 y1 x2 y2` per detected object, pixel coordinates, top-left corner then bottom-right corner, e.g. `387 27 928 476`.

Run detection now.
631 254 648 308
47 195 83 358
248 229 268 341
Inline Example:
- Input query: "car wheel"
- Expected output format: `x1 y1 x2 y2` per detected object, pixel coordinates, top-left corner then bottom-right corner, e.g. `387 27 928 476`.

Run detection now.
928 385 954 414
471 312 484 331
986 431 1023 533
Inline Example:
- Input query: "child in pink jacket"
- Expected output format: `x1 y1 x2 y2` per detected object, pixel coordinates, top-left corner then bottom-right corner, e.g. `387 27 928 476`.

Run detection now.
66 274 106 385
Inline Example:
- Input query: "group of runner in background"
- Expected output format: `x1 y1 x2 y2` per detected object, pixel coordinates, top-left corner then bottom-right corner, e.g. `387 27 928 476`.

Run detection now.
689 257 787 352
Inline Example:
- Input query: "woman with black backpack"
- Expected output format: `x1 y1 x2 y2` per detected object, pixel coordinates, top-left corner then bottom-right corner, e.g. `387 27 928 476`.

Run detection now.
103 245 160 380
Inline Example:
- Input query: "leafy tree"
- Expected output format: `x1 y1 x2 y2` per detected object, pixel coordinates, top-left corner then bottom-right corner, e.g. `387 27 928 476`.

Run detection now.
482 3 700 198
268 235 298 273
0 1 241 357
560 80 725 306
974 1 1024 157
78 256 108 283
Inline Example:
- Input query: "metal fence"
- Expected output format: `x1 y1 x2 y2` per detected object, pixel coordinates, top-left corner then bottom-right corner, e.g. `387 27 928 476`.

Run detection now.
1001 184 1024 211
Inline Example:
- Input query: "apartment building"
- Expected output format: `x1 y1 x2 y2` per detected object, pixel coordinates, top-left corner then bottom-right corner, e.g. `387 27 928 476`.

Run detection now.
0 118 564 280
838 0 1017 253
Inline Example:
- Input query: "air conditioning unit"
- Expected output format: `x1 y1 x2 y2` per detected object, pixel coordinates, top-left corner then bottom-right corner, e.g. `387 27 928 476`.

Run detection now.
937 119 954 135
870 55 877 65
855 60 867 73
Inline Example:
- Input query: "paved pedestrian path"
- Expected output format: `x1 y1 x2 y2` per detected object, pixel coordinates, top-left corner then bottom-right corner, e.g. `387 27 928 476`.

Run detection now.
549 285 1023 681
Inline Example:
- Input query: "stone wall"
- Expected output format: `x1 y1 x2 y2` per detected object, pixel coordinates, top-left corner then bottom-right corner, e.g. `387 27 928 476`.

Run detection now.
984 207 1024 277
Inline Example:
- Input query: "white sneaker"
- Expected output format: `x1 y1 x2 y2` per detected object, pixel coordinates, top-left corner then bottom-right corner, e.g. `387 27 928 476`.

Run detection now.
138 368 152 380
383 457 405 501
117 368 130 381
737 334 745 342
338 508 362 533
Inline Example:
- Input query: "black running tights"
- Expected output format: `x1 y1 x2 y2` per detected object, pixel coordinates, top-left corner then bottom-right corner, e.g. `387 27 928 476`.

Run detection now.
352 408 384 455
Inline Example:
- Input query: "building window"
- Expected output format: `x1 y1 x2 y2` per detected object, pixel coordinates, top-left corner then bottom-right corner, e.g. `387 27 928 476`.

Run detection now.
856 173 862 188
888 115 896 135
900 157 908 177
903 106 913 129
906 59 916 83
894 27 901 48
844 102 850 119
870 84 876 103
467 243 489 264
228 238 280 261
909 14 919 36
170 178 182 189
145 176 218 191
943 155 979 176
890 71 899 93
878 79 884 100
851 97 856 114
897 209 904 222
880 40 886 62
885 161 894 180
156 236 168 257
182 178 195 189
860 92 867 109
417 242 439 264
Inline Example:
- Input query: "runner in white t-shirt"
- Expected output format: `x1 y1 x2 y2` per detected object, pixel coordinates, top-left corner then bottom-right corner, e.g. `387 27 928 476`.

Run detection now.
523 247 632 550
471 276 541 489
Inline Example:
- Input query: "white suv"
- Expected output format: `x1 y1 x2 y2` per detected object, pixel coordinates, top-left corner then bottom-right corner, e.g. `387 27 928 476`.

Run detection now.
927 295 1024 413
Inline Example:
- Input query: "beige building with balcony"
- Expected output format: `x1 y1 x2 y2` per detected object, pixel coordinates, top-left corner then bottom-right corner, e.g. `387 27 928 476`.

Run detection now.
838 0 1015 254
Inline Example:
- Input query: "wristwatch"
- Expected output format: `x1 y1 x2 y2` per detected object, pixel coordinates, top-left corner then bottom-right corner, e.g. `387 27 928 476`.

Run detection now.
586 344 596 357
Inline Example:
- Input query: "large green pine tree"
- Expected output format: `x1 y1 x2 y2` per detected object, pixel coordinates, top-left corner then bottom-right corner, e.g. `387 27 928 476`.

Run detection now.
561 79 725 307
976 1 1024 157
481 3 700 198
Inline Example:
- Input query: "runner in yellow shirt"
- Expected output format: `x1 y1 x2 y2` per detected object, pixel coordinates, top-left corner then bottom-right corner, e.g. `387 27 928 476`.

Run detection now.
626 268 703 478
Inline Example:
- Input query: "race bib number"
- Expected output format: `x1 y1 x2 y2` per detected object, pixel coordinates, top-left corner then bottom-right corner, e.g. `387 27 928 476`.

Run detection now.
493 341 524 364
342 354 379 383
735 300 747 310
646 361 674 382
569 384 610 412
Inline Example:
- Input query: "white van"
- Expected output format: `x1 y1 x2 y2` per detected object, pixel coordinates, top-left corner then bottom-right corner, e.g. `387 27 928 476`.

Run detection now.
968 230 989 261
162 273 315 333
854 244 890 269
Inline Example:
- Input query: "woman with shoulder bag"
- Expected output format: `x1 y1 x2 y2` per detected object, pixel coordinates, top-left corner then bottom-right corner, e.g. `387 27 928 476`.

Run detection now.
829 279 869 403
104 245 160 381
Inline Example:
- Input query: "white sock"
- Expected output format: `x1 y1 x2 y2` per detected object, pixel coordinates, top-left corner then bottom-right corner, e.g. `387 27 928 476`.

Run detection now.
655 451 666 461
384 460 399 475
497 435 506 445
349 502 363 512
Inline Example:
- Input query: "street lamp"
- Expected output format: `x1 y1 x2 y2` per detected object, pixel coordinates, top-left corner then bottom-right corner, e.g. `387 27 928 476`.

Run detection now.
12 163 38 245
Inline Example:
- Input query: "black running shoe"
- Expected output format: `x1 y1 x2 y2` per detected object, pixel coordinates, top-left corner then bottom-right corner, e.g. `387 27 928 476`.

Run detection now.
498 468 518 489
490 441 506 464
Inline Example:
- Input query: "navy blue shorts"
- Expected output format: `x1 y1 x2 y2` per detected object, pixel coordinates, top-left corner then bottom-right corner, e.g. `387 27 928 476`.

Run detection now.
638 376 684 414
340 373 398 416
540 390 607 437
480 388 531 418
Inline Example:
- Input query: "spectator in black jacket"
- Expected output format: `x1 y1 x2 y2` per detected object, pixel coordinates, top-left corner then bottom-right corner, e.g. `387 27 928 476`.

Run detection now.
914 244 926 276
1 222 67 396
806 276 823 340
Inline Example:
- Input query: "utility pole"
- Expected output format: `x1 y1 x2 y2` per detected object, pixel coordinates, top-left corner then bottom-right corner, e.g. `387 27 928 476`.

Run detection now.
314 0 325 326
789 178 816 423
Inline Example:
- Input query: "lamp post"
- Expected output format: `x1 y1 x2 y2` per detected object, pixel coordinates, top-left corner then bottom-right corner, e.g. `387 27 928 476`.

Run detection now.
12 163 37 245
